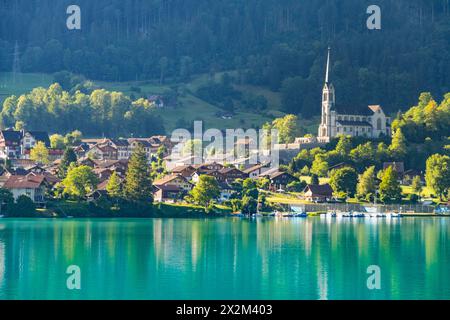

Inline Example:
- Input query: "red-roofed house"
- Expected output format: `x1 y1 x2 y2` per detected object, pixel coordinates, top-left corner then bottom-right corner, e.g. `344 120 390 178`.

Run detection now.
3 173 49 204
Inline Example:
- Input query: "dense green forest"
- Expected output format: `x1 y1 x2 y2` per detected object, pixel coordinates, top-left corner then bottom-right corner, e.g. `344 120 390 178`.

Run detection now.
1 0 450 118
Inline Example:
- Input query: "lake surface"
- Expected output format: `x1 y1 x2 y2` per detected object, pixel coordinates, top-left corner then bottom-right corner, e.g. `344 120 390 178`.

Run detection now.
0 217 449 300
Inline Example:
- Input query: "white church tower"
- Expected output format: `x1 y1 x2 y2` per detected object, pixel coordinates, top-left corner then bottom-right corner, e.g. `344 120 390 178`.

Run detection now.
318 47 336 142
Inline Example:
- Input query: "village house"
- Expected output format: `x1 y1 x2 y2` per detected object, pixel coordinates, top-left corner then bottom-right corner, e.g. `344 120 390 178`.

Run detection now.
302 184 334 202
148 95 165 108
128 139 153 160
191 170 225 184
218 167 248 183
259 169 297 191
194 162 224 172
3 173 49 204
243 163 271 179
77 157 97 167
218 182 236 202
87 143 118 160
93 167 114 183
0 129 59 161
0 129 23 159
153 174 193 202
21 130 51 150
153 174 193 192
170 165 197 179
72 142 90 158
110 139 131 160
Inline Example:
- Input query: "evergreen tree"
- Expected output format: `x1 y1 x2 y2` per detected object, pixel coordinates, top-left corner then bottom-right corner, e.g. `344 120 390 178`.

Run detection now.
389 129 407 160
310 174 319 185
106 172 122 199
123 144 153 203
335 135 352 156
58 147 77 178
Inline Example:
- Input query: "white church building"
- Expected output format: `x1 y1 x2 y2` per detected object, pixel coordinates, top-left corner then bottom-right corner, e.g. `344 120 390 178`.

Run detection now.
318 48 391 143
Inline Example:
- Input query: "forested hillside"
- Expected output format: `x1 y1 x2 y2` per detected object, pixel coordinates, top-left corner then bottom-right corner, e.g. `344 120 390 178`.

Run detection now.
1 0 450 117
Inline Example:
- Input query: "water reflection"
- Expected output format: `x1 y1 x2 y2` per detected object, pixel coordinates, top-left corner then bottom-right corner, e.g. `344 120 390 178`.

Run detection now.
0 217 449 300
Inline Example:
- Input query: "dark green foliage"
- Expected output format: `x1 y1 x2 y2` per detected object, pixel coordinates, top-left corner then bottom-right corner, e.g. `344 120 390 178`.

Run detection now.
241 196 257 215
310 174 320 186
9 195 36 217
58 147 77 178
0 188 14 215
1 1 449 118
329 167 358 198
286 180 307 192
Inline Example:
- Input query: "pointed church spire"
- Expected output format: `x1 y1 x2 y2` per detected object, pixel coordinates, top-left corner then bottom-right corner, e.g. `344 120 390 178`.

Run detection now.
325 47 331 84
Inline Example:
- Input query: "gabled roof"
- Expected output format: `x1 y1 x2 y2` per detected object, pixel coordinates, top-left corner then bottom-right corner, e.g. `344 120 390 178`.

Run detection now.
4 174 47 189
368 105 383 113
154 184 182 192
26 131 50 147
336 120 372 127
153 174 189 186
243 163 269 174
335 105 374 116
270 171 295 180
303 184 333 195
219 167 244 175
110 139 129 147
171 165 195 173
1 130 22 142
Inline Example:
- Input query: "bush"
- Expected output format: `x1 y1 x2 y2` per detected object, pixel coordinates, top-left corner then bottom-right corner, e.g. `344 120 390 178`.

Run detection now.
9 195 36 217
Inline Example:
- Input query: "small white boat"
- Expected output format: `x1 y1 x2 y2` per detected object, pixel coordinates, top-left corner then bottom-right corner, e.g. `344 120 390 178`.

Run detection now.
0 215 4 218
387 212 403 218
251 213 263 218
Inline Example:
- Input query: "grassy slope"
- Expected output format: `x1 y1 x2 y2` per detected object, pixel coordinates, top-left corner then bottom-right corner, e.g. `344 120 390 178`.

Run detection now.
0 71 320 134
0 72 53 103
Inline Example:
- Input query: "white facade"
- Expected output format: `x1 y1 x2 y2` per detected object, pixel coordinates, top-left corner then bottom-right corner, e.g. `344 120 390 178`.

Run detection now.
318 48 391 142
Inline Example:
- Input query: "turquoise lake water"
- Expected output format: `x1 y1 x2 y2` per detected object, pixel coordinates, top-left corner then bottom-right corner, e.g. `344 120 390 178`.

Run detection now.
0 217 449 300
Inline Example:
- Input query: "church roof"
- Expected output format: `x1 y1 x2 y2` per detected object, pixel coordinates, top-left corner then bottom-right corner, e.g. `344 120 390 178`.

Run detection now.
336 120 372 127
335 104 374 116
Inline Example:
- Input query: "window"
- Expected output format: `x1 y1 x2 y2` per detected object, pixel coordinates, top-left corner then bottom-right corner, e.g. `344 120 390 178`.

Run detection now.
343 127 347 132
350 117 354 121
377 118 382 130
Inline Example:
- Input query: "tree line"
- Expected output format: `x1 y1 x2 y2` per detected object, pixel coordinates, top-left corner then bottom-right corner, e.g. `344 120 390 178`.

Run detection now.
0 83 165 136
